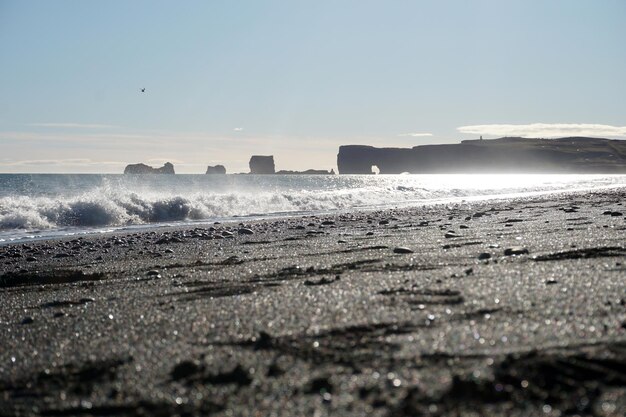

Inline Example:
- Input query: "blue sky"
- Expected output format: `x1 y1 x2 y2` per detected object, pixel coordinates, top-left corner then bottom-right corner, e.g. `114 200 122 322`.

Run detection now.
1 0 625 173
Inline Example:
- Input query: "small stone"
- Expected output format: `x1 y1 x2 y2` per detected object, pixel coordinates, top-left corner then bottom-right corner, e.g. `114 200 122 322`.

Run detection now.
393 247 414 254
267 361 284 377
444 231 460 239
545 279 558 285
503 247 528 256
321 220 335 226
304 276 340 286
379 220 390 225
253 331 273 350
164 249 174 254
477 252 491 260
238 228 254 235
21 317 34 325
26 256 37 262
146 270 161 277
171 360 202 381
222 231 234 237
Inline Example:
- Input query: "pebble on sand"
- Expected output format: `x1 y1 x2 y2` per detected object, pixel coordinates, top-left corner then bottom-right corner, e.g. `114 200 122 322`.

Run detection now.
393 247 414 254
503 247 529 256
171 360 202 381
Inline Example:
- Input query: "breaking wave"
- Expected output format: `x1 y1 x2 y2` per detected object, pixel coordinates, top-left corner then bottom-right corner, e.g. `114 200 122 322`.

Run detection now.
0 188 433 231
1 173 625 236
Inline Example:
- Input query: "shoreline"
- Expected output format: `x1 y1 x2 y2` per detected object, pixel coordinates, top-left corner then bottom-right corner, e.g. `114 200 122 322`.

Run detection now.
1 188 625 416
2 182 626 246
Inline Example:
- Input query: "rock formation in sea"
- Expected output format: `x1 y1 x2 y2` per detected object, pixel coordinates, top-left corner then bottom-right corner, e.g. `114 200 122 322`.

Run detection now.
337 137 626 174
275 169 336 175
124 162 175 174
205 165 226 174
249 155 275 174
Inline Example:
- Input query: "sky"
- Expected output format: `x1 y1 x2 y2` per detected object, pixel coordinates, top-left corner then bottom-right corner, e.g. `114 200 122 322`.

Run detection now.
1 0 625 173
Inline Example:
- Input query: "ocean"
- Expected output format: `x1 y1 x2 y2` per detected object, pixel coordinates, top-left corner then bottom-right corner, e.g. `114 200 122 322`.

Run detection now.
1 173 625 244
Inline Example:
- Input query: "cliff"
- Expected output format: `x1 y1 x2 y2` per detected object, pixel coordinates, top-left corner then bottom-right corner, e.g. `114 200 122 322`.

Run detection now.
337 137 626 174
206 165 226 174
124 162 175 174
249 155 275 174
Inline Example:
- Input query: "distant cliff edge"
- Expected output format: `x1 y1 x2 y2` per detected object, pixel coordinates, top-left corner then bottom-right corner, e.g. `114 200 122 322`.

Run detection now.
337 137 626 174
276 169 336 175
124 162 175 174
206 165 226 174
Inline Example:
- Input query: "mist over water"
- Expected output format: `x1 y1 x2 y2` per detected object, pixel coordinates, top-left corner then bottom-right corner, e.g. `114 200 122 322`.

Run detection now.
1 174 624 243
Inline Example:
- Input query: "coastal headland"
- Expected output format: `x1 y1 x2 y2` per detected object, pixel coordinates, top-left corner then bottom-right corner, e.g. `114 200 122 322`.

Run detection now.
1 188 625 416
338 137 626 174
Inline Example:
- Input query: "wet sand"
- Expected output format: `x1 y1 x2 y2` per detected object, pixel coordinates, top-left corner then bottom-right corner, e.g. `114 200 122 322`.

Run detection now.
1 189 625 416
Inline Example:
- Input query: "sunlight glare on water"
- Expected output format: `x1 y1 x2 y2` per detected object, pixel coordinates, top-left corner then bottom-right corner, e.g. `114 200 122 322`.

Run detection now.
0 173 624 243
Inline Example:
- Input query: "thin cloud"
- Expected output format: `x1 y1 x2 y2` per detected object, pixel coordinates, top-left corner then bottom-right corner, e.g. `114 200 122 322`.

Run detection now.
233 127 244 132
457 123 626 138
398 132 433 137
29 122 119 129
0 159 124 166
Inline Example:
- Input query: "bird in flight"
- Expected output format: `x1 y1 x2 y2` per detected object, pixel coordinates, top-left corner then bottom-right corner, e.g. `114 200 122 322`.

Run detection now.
141 88 146 93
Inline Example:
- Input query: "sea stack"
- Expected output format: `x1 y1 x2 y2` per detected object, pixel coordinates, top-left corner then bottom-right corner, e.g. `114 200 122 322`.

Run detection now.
205 165 226 174
249 155 275 174
124 162 175 174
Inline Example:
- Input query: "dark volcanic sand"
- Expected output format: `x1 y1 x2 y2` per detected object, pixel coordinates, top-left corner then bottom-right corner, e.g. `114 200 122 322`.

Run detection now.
0 189 625 416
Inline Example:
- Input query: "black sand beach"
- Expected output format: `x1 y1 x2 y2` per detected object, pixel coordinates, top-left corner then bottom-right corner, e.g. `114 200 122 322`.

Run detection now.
1 189 625 416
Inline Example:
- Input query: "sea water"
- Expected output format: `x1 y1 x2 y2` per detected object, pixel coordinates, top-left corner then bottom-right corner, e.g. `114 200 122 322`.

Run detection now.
1 173 624 244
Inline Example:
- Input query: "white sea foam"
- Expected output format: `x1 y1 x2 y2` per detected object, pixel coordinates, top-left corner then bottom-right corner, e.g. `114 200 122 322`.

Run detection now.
0 174 624 239
0 188 428 231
